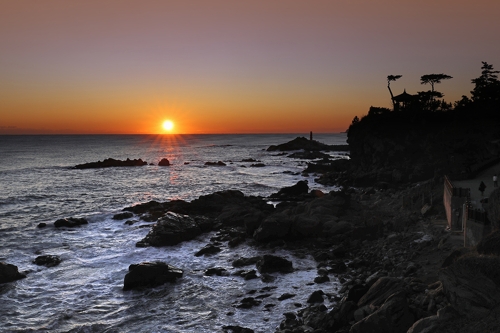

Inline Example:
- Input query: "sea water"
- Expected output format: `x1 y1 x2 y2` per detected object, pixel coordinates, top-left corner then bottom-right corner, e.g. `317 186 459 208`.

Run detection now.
0 134 347 333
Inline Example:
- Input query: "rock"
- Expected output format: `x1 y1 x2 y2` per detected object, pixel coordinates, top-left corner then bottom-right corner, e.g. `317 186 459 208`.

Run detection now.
0 262 26 284
205 161 226 166
256 255 293 274
54 217 88 228
270 180 309 199
37 223 47 228
406 306 459 333
439 254 500 317
232 256 262 268
278 293 296 301
236 297 262 309
33 255 61 267
194 244 221 257
350 291 414 333
112 212 134 220
266 137 348 152
136 212 211 247
123 261 183 290
222 325 254 333
158 158 171 166
74 158 147 169
357 277 405 307
314 275 330 283
476 229 500 256
252 213 291 241
204 267 229 276
287 151 331 159
307 290 325 303
250 163 266 167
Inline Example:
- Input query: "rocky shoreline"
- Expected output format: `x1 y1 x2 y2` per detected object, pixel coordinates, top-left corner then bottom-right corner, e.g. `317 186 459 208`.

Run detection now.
3 137 500 332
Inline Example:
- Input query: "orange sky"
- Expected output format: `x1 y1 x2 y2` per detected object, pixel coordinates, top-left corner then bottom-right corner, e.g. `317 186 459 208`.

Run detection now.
1 0 500 134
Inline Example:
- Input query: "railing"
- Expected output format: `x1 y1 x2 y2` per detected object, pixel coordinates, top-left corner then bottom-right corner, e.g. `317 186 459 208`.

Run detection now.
467 205 490 224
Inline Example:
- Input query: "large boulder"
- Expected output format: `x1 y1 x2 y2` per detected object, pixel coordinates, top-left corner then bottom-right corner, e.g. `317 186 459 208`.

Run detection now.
357 277 405 308
136 212 212 247
476 230 500 256
256 255 293 274
158 158 170 166
54 217 88 228
439 254 500 317
0 262 26 283
74 158 147 169
406 306 459 333
123 261 183 290
253 213 291 241
350 291 414 333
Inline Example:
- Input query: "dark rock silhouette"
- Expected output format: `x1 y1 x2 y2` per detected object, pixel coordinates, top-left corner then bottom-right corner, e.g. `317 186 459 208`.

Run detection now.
54 217 88 228
267 136 348 152
74 158 147 169
33 255 61 267
123 261 183 291
205 161 226 166
0 262 26 283
158 158 171 166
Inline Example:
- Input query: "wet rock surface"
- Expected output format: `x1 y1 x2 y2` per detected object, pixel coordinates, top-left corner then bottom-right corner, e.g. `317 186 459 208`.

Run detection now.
33 255 62 267
123 261 183 291
0 262 26 284
54 217 88 228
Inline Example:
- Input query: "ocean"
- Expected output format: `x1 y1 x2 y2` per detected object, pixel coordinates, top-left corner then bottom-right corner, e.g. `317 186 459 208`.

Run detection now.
0 133 347 333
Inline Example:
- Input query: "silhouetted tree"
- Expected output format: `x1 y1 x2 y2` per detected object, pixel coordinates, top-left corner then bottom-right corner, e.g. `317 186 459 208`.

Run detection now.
351 116 359 124
420 74 453 92
387 75 402 110
420 74 452 111
470 62 500 109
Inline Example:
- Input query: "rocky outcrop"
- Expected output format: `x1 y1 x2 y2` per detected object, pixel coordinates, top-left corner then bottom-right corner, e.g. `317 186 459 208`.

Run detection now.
74 158 147 169
439 254 500 317
33 255 61 267
256 255 293 274
270 180 309 199
123 261 183 290
267 137 348 152
0 262 26 283
205 161 226 166
350 291 414 333
136 212 212 247
158 158 171 166
54 217 88 228
406 306 458 333
476 229 500 256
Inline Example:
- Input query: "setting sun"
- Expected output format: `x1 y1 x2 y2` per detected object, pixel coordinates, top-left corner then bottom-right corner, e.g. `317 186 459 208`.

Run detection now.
162 120 174 132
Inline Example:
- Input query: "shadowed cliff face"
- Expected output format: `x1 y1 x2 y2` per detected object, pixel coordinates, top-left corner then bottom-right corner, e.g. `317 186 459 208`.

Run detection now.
347 111 500 184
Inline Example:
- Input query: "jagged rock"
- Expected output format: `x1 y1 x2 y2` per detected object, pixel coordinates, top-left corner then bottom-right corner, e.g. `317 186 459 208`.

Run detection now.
406 306 459 333
112 212 134 220
256 255 293 274
0 262 26 284
357 277 405 307
350 291 414 333
194 244 221 257
136 212 212 247
123 261 183 290
74 158 147 169
33 255 61 267
270 180 309 199
439 255 500 317
158 158 171 166
54 217 88 228
307 290 325 303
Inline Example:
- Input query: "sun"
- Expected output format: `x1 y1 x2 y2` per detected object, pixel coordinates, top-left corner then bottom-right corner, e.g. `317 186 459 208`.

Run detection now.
162 120 174 132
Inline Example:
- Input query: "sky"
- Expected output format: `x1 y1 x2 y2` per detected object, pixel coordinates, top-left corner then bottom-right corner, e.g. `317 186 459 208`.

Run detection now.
1 0 499 134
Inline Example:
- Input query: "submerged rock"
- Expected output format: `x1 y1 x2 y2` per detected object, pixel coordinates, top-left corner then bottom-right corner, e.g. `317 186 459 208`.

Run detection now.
158 158 171 166
205 161 226 166
123 261 183 291
256 255 293 274
0 262 26 284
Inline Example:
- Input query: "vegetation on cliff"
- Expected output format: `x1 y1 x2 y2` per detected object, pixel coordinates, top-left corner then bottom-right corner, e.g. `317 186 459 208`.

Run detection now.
347 62 500 184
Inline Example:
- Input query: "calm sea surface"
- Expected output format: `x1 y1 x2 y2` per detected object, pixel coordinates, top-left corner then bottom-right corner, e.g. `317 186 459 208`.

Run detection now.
0 134 347 333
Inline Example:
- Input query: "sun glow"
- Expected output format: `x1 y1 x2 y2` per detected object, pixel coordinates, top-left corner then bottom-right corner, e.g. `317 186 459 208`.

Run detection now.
162 120 174 132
